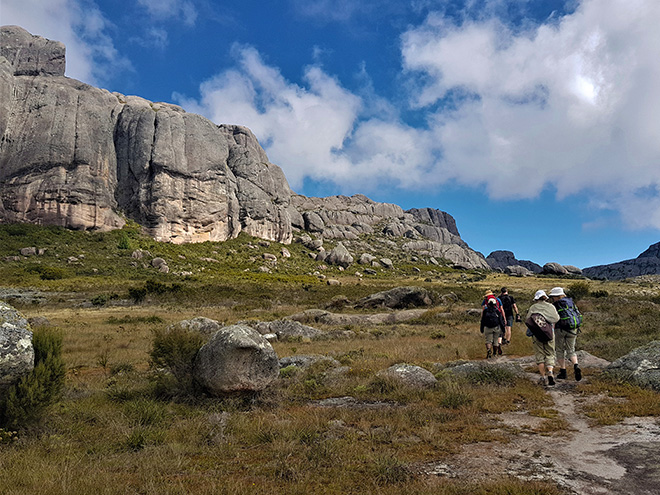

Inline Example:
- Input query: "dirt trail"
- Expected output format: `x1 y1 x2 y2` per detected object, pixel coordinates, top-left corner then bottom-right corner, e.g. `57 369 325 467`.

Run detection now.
420 365 660 494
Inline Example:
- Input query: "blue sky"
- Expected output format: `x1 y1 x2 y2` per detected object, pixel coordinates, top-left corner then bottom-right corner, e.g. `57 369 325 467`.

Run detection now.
4 0 660 268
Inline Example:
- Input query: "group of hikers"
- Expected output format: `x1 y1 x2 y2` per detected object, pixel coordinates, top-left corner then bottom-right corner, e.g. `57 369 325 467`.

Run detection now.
480 286 583 386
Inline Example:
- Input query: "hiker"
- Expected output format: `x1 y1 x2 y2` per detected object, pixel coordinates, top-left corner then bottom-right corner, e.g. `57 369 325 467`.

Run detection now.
480 298 505 359
525 290 560 385
548 287 583 381
498 287 520 345
482 290 506 355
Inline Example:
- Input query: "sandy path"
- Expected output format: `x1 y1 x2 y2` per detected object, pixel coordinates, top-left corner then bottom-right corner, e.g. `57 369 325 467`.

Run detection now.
419 368 660 494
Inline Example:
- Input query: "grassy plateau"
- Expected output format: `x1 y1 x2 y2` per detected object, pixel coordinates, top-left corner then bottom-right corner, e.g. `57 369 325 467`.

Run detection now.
0 223 659 494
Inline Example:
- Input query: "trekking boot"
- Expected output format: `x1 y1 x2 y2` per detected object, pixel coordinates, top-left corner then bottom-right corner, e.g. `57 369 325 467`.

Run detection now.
496 345 502 355
486 348 492 359
574 364 582 382
538 376 547 386
547 373 555 386
557 369 567 380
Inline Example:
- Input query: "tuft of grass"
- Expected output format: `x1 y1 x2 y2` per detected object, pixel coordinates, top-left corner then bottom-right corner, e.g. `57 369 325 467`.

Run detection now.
579 376 660 425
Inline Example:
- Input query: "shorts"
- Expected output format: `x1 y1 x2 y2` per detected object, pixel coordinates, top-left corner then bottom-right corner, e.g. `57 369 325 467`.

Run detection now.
555 328 577 361
505 315 513 327
483 326 500 345
532 336 556 367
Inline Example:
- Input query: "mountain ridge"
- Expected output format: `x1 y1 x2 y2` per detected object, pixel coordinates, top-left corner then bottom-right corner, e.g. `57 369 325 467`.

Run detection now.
0 26 490 270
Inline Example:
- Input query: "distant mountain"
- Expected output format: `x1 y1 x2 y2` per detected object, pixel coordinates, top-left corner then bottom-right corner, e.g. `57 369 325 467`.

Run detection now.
0 26 489 270
583 242 660 280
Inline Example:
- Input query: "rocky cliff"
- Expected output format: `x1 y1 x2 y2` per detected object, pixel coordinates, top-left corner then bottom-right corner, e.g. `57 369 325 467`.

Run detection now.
0 26 488 269
583 242 660 280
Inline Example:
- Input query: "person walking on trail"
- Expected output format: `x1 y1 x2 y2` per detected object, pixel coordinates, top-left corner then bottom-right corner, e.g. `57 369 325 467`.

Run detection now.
549 287 583 381
526 290 560 386
482 290 506 355
498 287 520 345
480 298 505 359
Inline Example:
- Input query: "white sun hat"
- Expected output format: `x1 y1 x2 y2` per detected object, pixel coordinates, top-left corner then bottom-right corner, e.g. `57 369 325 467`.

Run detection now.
548 287 566 297
534 290 548 300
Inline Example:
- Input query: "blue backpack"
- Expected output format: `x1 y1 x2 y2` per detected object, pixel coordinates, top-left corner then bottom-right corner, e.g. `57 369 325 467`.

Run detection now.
555 298 583 332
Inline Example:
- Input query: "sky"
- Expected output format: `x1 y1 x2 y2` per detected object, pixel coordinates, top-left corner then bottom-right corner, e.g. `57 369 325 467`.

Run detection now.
3 0 660 269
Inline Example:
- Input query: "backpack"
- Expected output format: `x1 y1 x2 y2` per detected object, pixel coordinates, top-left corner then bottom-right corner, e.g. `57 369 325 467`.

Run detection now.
500 294 514 316
554 298 583 332
525 313 554 342
482 305 502 328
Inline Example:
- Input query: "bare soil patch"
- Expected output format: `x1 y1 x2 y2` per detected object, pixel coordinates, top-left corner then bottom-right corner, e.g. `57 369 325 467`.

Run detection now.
418 366 660 494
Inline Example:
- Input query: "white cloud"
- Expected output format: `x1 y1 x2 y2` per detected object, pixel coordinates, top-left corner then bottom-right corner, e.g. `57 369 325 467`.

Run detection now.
400 0 660 228
175 44 443 191
1 0 127 86
177 0 660 229
137 0 197 26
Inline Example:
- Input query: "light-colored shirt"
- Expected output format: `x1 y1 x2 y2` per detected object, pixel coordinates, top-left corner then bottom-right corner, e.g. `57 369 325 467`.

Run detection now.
526 300 560 325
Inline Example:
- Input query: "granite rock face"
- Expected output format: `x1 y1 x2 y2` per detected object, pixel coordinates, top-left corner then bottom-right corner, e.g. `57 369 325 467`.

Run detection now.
1 26 295 244
0 26 488 269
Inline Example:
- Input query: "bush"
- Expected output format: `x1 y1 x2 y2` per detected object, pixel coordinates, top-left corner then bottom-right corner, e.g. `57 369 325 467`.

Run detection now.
128 287 147 303
567 281 591 301
25 264 68 280
150 327 204 396
0 328 66 429
117 233 131 250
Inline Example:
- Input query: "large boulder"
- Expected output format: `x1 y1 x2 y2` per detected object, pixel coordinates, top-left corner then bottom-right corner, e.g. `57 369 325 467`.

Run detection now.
325 242 354 268
377 364 437 389
543 262 569 276
193 324 279 395
0 300 34 389
486 250 542 273
604 341 660 390
355 286 433 309
168 317 223 340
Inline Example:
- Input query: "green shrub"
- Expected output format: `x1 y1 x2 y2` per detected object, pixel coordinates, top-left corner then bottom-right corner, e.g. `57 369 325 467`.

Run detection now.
0 328 66 429
150 327 204 396
91 294 108 306
128 287 147 303
567 281 590 301
465 365 519 386
25 264 68 280
117 233 131 250
591 290 609 298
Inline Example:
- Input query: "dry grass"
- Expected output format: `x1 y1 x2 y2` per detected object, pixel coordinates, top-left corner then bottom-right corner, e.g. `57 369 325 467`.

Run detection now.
2 249 659 494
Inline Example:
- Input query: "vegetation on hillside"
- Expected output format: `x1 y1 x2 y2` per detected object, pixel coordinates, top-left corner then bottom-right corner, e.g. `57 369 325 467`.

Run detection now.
0 223 659 494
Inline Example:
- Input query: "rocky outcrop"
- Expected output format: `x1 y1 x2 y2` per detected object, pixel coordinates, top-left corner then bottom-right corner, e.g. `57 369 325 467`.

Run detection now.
193 324 279 395
168 317 223 340
376 363 437 389
0 300 34 389
247 319 324 341
486 251 542 274
0 26 488 269
542 262 569 276
1 26 295 244
288 308 429 325
604 341 660 390
583 242 660 280
401 240 490 269
355 286 433 310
